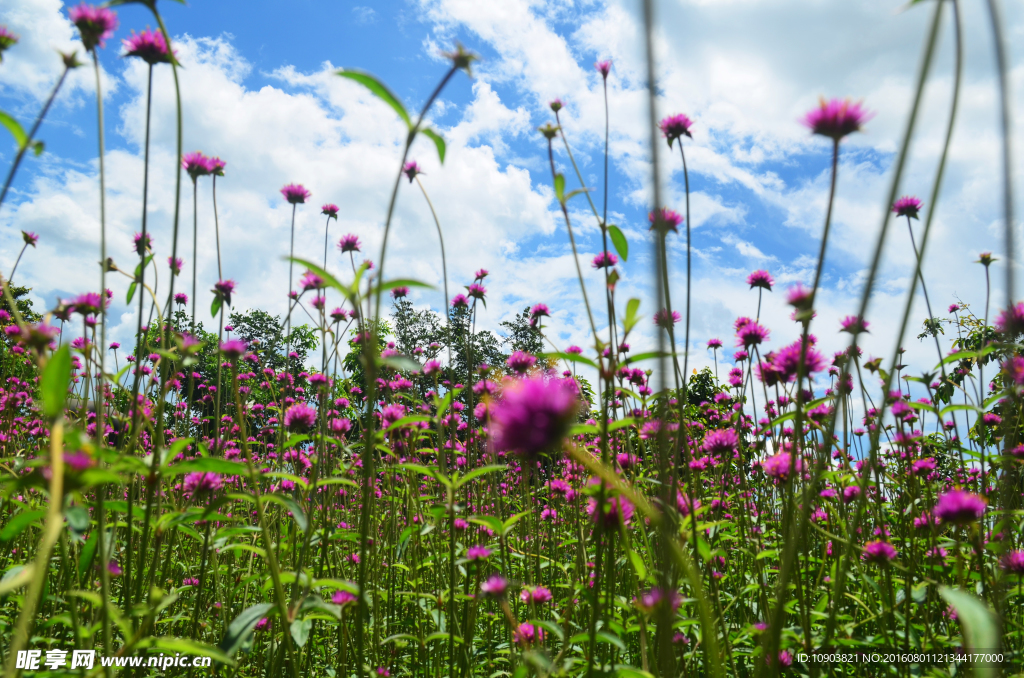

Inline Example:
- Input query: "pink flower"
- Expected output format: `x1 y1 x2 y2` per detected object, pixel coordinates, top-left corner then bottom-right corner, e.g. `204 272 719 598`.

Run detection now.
659 113 694 144
321 204 339 219
213 279 235 306
332 590 356 606
649 207 683 233
520 585 553 604
300 270 324 290
491 376 579 458
1000 551 1024 575
653 308 681 328
587 495 634 528
284 403 317 432
506 350 537 374
480 575 508 598
995 302 1024 336
862 540 897 564
746 270 773 291
338 234 361 253
892 196 923 219
122 28 170 64
802 97 873 140
736 322 769 348
762 452 800 481
69 4 118 51
934 489 986 525
840 315 869 334
702 428 738 456
465 545 491 561
281 183 311 204
0 27 19 57
403 161 422 182
595 60 611 78
530 303 549 318
513 622 543 647
182 152 213 181
183 472 223 498
174 293 188 305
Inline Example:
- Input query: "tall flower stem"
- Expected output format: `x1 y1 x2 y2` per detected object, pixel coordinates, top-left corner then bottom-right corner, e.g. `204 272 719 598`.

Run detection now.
0 63 72 210
213 174 223 280
286 202 297 364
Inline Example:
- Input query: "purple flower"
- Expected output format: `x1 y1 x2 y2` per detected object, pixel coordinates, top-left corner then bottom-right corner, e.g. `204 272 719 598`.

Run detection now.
702 428 738 456
1001 551 1024 575
653 308 681 328
736 322 769 348
474 268 489 280
506 350 537 374
909 457 936 477
842 485 860 504
490 375 580 459
948 303 960 314
587 495 634 529
220 339 247 359
513 622 543 647
107 560 123 577
133 232 152 255
332 590 357 606
786 284 813 310
934 489 986 525
635 587 682 614
565 345 582 355
0 27 19 59
707 338 722 350
422 360 441 377
69 4 118 51
746 270 773 291
214 279 235 306
209 157 226 176
549 99 563 112
281 183 311 204
451 294 469 308
182 152 212 181
69 292 104 316
595 60 611 78
122 28 170 64
284 403 317 432
183 471 223 498
480 575 508 598
465 545 491 561
391 286 409 299
403 161 422 183
892 196 923 219
659 113 694 144
840 315 869 334
467 283 486 300
21 231 38 247
995 302 1024 336
862 540 897 564
592 251 618 269
167 257 183 276
174 292 188 305
300 271 324 291
649 207 683 233
321 203 339 219
520 585 552 604
772 338 825 382
762 453 800 481
802 97 873 141
338 234 361 254
530 303 549 318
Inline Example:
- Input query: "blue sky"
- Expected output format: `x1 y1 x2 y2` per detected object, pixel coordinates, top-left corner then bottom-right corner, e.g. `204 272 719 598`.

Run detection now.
0 0 1022 399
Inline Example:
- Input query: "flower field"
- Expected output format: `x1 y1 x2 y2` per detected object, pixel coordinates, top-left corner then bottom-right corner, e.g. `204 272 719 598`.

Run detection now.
0 2 1022 677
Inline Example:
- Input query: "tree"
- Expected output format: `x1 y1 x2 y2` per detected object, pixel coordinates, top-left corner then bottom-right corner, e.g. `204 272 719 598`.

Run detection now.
229 308 317 372
391 298 444 360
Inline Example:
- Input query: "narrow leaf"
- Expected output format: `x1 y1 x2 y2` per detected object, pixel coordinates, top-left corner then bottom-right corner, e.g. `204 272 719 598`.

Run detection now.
41 346 71 420
0 110 27 149
337 70 411 128
608 224 629 262
421 127 446 164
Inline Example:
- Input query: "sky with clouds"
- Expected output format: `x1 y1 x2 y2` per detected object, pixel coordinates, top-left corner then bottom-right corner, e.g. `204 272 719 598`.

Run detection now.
0 0 1022 403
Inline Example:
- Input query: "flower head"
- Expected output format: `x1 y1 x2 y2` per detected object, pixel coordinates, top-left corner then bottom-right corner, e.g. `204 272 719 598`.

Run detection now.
736 322 769 348
840 315 869 335
338 234 361 254
391 286 409 299
595 60 611 78
649 207 683 233
182 152 212 181
707 338 723 350
451 294 469 308
122 28 170 64
403 161 422 183
220 339 248 360
892 196 923 219
747 270 773 291
441 43 478 75
281 183 311 204
491 375 580 459
592 251 618 269
520 586 552 604
530 303 549 318
474 268 489 280
209 157 226 176
214 279 235 306
702 428 738 456
21 231 38 247
1001 551 1024 575
284 403 317 432
168 257 183 275
183 471 223 498
174 293 188 305
0 26 19 61
549 98 563 112
480 575 508 598
133 232 152 255
513 622 543 647
467 283 486 300
934 489 986 526
69 4 118 51
300 270 324 291
587 495 634 529
653 308 681 328
69 292 104 316
506 350 537 374
321 204 339 219
465 545 491 561
659 113 694 145
802 97 873 140
995 302 1024 336
862 540 897 564
332 590 357 606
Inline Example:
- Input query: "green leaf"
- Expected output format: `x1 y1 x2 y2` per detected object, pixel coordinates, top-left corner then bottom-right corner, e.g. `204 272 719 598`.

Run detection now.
65 506 90 538
554 173 565 202
374 278 436 293
595 631 626 651
380 355 421 373
0 510 46 541
41 346 71 420
31 140 44 157
939 586 999 677
608 224 628 262
78 530 98 582
220 603 275 656
453 465 504 489
165 458 249 478
265 494 308 533
337 70 411 128
628 550 648 581
290 619 313 647
142 638 236 667
540 351 598 370
0 110 27 149
623 298 641 333
210 295 223 318
421 127 446 164
126 282 137 305
623 351 668 365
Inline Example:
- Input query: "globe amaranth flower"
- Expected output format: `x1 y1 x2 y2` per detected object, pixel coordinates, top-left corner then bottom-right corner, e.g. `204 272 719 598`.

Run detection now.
702 428 738 456
168 257 183 276
451 294 469 308
133 232 151 255
467 283 486 300
174 292 188 305
840 315 869 334
182 152 212 181
183 471 223 498
490 375 580 459
587 495 634 529
707 338 723 350
977 252 995 267
635 587 682 615
862 540 897 564
209 157 226 176
284 402 317 432
219 339 248 360
1001 551 1024 575
746 269 773 291
338 234 361 253
736 322 769 348
480 575 508 598
649 207 683 233
213 279 235 306
772 338 825 382
300 270 324 290
321 203 339 219
441 43 478 74
332 590 357 606
520 585 552 604
592 251 618 269
549 98 563 112
595 60 611 78
122 28 170 64
0 26 18 61
995 302 1024 336
465 545 491 561
391 286 409 299
530 303 549 318
513 622 543 648
70 4 118 51
762 452 801 481
403 161 422 183
653 308 681 328
934 489 986 526
69 292 105 316
659 113 694 146
892 196 923 220
802 97 873 140
506 350 537 374
281 183 311 204
22 230 38 247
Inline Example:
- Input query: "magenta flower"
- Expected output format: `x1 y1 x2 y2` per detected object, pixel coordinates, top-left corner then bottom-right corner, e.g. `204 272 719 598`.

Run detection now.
338 234 361 253
587 495 634 529
465 545 491 561
480 575 508 598
0 27 18 59
321 204 339 219
786 284 813 310
467 283 486 300
122 28 170 64
771 338 824 381
659 113 694 145
549 98 563 112
862 540 897 564
182 152 212 181
513 622 542 647
934 489 986 525
736 322 769 348
300 270 324 290
702 428 738 456
565 345 583 355
909 457 936 477
491 375 579 459
506 350 537 374
391 286 409 299
707 338 722 350
107 560 123 577
840 315 869 334
746 270 773 291
403 161 422 183
451 294 469 308
474 268 489 280
520 586 552 605
762 452 800 481
214 279 235 306
132 232 152 255
281 183 311 204
332 590 357 606
21 231 38 247
174 293 188 305
208 156 226 176
649 207 683 233
183 471 223 498
592 251 618 269
892 196 923 219
219 339 248 359
995 302 1024 336
635 587 682 614
802 97 872 141
69 292 104 316
69 4 118 51
530 303 549 318
595 60 611 78
284 403 317 432
653 308 681 328
1001 551 1024 575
